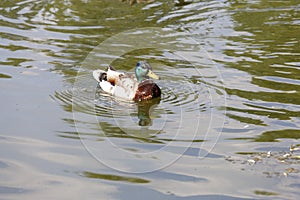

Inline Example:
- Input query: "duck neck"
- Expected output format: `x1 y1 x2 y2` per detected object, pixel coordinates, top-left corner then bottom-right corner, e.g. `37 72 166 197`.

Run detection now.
135 67 147 83
137 76 144 83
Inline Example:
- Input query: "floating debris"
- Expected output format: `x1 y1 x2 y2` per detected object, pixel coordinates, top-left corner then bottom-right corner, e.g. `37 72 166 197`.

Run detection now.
290 144 300 153
225 144 300 178
291 155 300 160
282 153 292 158
283 167 299 177
247 159 256 165
285 167 299 173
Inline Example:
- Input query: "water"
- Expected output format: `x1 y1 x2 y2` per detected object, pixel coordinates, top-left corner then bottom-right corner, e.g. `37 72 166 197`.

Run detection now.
1 0 300 199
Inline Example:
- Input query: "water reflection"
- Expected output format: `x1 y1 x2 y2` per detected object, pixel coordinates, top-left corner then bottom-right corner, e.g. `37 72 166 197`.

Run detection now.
137 97 161 126
82 171 150 183
254 129 300 142
1 0 300 199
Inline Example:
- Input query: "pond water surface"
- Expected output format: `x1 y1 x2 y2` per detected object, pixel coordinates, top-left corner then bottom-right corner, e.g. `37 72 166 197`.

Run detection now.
1 0 300 199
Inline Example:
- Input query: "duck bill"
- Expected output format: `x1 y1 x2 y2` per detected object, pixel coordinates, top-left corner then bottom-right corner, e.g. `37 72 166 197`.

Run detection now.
147 70 159 80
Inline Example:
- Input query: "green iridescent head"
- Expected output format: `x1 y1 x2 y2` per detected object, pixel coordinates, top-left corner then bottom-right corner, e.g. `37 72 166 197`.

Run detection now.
135 61 159 83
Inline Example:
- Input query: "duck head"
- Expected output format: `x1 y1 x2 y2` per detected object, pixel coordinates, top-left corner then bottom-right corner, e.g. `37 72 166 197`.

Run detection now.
135 61 159 82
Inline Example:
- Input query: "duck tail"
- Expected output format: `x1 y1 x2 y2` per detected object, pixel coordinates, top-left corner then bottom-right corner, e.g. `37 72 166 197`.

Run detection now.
93 69 115 95
108 65 116 71
93 69 106 82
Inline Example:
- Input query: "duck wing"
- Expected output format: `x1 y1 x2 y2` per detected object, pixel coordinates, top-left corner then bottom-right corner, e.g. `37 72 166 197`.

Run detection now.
113 74 139 100
93 67 139 100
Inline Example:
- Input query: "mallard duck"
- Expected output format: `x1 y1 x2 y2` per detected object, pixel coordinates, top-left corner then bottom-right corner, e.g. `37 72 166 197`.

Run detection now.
93 61 161 101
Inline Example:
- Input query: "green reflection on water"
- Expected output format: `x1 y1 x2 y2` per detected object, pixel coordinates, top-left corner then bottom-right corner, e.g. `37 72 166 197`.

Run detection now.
226 113 266 126
226 88 300 105
82 171 150 184
225 0 300 104
0 73 12 79
255 129 300 142
254 190 278 196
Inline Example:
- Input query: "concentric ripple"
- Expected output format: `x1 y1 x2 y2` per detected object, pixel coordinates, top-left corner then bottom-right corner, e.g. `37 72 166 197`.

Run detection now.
54 27 226 173
54 57 224 173
55 67 212 140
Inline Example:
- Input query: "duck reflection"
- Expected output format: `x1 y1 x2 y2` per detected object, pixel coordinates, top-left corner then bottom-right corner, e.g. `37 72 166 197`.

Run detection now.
137 97 161 126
